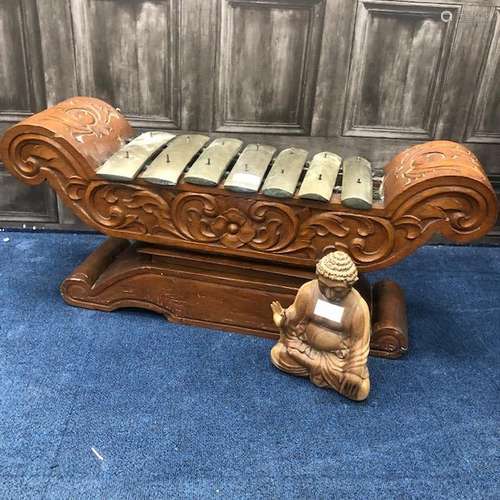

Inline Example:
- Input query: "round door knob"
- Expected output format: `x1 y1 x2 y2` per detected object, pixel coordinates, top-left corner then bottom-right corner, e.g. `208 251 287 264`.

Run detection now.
441 10 452 23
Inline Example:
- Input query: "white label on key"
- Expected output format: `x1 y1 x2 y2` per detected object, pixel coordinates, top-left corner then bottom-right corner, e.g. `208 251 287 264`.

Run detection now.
313 299 344 324
231 172 262 191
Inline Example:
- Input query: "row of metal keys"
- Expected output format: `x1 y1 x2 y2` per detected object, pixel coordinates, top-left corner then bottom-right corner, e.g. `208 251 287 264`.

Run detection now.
96 134 373 208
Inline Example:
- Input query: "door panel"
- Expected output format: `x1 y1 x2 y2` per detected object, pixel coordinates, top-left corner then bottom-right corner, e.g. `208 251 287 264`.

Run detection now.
0 166 57 223
343 1 460 139
216 0 324 134
70 0 180 128
465 7 500 143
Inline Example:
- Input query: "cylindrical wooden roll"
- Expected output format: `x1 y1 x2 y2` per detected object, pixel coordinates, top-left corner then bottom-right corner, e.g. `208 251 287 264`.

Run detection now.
371 280 408 358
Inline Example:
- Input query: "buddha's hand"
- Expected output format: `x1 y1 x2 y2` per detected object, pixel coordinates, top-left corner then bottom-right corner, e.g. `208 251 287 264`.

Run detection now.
340 372 364 400
286 338 318 370
271 301 286 329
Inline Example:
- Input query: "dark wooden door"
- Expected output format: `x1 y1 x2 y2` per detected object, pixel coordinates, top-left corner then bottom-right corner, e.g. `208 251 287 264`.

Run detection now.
0 0 499 240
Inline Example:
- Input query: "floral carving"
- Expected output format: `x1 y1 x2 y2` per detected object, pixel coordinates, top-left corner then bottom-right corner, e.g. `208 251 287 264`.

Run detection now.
210 208 256 248
170 193 298 252
85 182 180 237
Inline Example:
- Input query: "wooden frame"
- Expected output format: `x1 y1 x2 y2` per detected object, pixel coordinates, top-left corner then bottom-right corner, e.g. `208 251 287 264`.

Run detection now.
0 96 497 358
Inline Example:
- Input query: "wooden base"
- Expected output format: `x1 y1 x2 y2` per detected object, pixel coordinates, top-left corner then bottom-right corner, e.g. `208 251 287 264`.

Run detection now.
60 238 408 359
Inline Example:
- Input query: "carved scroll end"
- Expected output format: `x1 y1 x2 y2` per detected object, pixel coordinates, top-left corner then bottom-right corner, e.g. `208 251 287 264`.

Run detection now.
60 237 130 304
383 140 494 209
0 97 134 188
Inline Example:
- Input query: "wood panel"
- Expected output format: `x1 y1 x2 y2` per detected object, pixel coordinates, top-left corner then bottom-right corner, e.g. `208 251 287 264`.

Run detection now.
465 7 500 143
180 0 218 131
0 165 57 222
343 0 460 139
36 0 78 106
0 0 56 223
216 0 325 134
432 4 496 139
70 0 180 128
311 0 357 137
0 0 46 121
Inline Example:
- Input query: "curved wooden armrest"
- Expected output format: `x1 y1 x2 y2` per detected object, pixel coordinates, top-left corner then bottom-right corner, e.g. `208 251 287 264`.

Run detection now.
382 140 497 246
0 96 133 185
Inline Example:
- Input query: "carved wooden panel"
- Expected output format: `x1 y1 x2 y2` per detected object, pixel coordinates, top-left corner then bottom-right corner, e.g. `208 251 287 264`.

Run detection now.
343 0 460 139
216 0 324 134
0 0 45 122
0 97 496 271
465 7 500 143
70 0 180 128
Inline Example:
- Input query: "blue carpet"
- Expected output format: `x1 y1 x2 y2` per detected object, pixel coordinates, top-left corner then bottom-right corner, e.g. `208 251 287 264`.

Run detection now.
0 231 498 499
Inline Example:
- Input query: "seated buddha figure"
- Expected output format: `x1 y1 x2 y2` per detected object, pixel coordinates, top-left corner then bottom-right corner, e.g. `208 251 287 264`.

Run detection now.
270 251 370 401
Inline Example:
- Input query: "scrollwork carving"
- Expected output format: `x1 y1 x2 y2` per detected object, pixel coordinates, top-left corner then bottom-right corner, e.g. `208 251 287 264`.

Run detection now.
0 97 496 273
34 97 126 147
391 141 486 187
5 134 83 185
171 194 299 251
392 187 488 241
280 211 395 265
85 182 180 238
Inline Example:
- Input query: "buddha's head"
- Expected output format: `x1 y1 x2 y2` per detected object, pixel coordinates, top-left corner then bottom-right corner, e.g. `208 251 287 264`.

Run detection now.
316 251 358 302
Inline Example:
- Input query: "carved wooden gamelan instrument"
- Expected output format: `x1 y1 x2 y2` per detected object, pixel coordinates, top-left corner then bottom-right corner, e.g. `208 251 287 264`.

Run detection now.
0 97 497 358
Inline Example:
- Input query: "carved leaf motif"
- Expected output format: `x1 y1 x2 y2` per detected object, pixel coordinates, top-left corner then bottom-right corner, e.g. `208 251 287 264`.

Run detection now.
247 202 298 252
172 193 220 242
392 188 486 242
279 211 394 265
66 177 87 201
393 215 423 240
86 183 179 237
282 213 351 255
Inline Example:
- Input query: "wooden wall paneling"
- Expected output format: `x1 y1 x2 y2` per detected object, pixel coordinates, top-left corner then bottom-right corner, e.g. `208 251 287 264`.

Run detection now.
70 0 181 129
465 7 500 143
0 0 46 121
36 0 78 105
410 0 500 5
465 142 500 177
0 0 57 224
433 4 495 139
343 0 460 140
215 0 325 134
310 0 357 136
180 0 218 131
0 166 57 223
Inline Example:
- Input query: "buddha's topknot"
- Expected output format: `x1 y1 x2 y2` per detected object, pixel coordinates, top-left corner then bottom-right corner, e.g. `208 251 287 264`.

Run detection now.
316 251 358 285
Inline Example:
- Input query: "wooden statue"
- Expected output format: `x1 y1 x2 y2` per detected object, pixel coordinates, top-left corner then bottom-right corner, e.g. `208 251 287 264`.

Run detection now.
271 251 370 401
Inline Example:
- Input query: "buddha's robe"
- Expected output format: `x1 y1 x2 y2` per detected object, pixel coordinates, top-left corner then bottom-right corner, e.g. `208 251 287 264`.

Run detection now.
271 280 370 400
